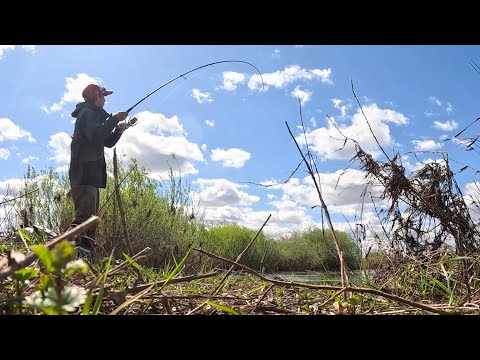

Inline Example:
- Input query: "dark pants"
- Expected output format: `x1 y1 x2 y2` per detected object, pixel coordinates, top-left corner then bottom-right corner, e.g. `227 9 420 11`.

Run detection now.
70 184 99 246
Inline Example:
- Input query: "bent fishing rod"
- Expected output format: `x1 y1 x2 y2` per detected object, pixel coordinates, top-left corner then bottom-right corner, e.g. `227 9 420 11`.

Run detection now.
122 60 265 128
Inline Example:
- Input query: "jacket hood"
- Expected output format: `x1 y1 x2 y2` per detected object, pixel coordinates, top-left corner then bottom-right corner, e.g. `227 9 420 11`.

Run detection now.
71 102 98 118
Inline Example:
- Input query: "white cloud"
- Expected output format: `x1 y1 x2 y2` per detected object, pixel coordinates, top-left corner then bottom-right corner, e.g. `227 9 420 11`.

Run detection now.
0 45 35 60
131 111 184 136
191 88 213 104
48 132 71 163
269 195 311 224
310 117 317 128
44 73 102 113
291 86 312 106
272 49 280 58
331 98 349 117
0 148 10 160
201 144 207 151
433 120 458 131
193 178 259 207
445 102 453 114
424 111 439 118
403 157 446 173
55 164 69 174
0 178 23 197
269 169 382 217
21 45 36 53
248 65 333 91
0 118 36 143
205 120 215 127
429 96 442 107
114 111 204 179
0 45 15 59
411 139 443 151
22 155 38 164
299 103 408 160
198 170 386 238
220 71 246 91
211 148 251 168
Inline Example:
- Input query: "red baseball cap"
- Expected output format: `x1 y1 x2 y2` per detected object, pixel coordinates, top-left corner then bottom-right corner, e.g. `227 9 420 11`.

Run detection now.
82 84 113 101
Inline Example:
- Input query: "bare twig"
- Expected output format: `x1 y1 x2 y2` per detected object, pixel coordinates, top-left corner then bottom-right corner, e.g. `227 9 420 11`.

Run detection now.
285 121 348 288
213 214 271 295
351 79 391 162
193 247 452 315
187 214 271 315
97 165 137 215
126 271 220 294
0 217 100 280
0 189 40 206
113 148 134 255
251 284 275 313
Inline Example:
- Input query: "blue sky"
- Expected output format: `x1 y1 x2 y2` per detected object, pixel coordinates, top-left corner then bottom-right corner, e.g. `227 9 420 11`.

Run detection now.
1 45 480 241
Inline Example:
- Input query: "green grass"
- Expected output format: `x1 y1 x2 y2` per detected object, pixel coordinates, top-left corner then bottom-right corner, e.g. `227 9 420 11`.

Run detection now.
4 161 362 273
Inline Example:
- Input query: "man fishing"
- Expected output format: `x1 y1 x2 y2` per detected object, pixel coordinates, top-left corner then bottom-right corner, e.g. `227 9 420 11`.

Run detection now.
68 84 128 256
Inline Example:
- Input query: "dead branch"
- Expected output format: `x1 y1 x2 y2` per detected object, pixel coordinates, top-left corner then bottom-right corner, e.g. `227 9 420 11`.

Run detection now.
251 283 275 313
285 121 348 288
126 270 220 294
113 148 134 255
0 189 40 206
0 216 100 280
187 214 271 315
193 247 452 315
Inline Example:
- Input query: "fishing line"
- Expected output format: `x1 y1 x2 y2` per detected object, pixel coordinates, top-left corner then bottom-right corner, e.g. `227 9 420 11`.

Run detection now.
123 60 263 129
124 60 264 120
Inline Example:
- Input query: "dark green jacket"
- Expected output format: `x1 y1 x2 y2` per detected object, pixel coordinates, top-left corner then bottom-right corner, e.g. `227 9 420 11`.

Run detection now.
69 102 122 188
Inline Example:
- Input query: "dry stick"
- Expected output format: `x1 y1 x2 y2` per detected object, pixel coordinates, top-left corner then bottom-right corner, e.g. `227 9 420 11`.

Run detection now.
0 189 39 206
213 213 271 295
251 283 275 313
0 217 100 280
317 287 347 308
351 79 391 162
285 121 348 289
187 214 272 315
17 230 30 251
126 270 220 294
113 148 134 255
85 247 152 289
143 294 248 301
106 247 152 276
193 247 452 315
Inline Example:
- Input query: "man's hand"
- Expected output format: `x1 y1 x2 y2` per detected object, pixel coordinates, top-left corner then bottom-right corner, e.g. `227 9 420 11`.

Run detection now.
114 112 128 122
116 122 127 134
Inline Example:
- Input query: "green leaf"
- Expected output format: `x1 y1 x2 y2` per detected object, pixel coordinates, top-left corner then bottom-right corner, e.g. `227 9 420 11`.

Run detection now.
51 240 76 268
82 290 93 315
160 244 193 290
32 245 54 273
122 252 144 271
12 268 39 283
349 295 361 306
92 288 104 315
206 301 245 315
92 249 115 315
39 273 52 290
18 228 33 245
